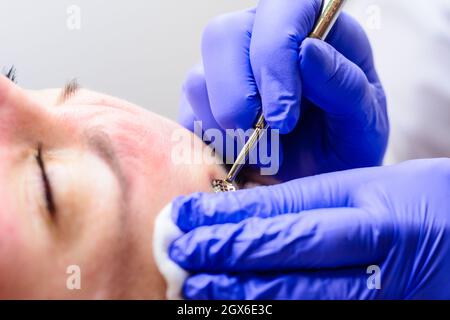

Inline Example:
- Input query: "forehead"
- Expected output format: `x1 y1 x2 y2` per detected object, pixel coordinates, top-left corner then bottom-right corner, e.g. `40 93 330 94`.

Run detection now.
27 87 175 138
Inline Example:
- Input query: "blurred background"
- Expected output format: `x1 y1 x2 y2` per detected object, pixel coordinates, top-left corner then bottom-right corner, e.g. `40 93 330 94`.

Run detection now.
1 0 449 163
0 0 256 119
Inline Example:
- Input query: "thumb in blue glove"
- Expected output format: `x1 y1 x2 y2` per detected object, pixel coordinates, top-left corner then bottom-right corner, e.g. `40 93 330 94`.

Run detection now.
170 159 450 299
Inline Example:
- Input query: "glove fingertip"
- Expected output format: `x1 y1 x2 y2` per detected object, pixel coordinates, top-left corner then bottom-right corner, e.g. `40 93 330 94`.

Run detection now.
255 62 302 134
264 102 300 134
171 194 201 232
299 38 336 83
178 100 196 132
184 65 206 103
168 239 188 269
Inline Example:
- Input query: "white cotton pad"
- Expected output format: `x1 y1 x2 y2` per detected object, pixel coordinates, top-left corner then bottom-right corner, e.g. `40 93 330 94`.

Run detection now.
153 203 189 300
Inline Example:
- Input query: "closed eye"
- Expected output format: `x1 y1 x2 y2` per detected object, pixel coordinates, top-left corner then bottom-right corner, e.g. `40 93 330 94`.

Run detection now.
36 144 56 215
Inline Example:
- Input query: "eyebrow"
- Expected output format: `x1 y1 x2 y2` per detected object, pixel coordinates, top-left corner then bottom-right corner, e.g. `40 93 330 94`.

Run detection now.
57 79 81 105
85 129 129 214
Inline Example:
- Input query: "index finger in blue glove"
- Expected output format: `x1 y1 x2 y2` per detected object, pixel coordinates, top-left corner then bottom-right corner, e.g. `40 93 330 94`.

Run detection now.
250 0 322 133
181 64 245 164
170 207 392 272
172 166 379 232
183 64 223 132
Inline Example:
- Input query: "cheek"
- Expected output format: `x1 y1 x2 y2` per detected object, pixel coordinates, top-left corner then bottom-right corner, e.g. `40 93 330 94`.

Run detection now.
114 124 170 164
0 162 21 257
0 151 57 297
111 126 173 186
0 213 21 255
0 196 27 291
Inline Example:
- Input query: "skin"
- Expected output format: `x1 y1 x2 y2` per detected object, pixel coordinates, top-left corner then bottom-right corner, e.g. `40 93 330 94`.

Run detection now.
0 75 226 299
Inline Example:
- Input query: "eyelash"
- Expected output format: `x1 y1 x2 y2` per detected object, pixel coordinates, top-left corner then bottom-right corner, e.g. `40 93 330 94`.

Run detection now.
2 65 17 83
35 144 56 215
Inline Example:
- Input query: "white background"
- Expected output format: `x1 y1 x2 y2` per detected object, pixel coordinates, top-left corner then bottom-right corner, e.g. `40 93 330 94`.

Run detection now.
0 0 256 119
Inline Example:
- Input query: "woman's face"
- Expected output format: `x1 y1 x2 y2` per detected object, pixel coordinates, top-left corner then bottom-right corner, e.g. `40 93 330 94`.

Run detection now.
0 75 226 299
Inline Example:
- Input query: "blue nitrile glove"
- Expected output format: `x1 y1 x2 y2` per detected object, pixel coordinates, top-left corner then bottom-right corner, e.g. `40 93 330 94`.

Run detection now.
179 0 388 181
170 159 450 299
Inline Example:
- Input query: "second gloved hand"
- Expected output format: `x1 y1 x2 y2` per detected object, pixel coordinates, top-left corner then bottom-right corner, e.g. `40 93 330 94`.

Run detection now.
179 0 389 181
170 159 450 299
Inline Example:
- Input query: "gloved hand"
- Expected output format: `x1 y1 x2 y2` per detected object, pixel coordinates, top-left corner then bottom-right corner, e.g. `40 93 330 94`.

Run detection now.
179 0 389 181
170 159 450 299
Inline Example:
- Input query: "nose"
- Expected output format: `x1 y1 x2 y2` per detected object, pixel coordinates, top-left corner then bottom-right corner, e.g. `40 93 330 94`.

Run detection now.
0 75 49 143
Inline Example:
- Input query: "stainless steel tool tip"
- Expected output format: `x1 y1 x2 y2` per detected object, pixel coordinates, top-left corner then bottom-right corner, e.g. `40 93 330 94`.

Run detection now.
212 179 237 193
